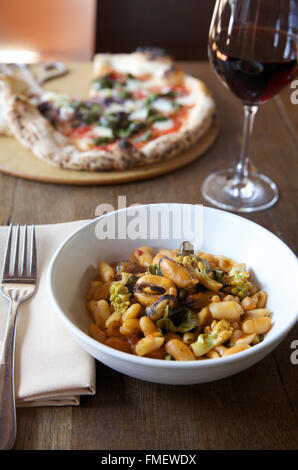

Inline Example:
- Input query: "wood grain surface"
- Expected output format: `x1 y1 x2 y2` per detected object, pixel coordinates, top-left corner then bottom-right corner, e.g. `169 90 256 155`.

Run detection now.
1 62 297 450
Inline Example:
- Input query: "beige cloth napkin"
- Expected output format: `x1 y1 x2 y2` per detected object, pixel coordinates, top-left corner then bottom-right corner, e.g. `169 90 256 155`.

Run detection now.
0 220 96 407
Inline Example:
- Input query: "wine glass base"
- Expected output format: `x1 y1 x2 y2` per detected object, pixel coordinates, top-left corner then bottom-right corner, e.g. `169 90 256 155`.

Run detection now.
201 169 279 213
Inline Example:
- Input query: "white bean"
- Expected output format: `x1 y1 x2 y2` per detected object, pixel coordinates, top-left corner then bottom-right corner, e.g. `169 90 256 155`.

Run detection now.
209 301 243 321
242 317 271 334
222 344 251 356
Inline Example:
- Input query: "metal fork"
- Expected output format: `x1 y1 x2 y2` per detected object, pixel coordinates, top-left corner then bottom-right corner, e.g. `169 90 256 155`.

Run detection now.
0 225 37 450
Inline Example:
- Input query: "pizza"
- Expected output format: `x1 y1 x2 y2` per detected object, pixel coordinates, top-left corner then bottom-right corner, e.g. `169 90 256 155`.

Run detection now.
0 49 216 171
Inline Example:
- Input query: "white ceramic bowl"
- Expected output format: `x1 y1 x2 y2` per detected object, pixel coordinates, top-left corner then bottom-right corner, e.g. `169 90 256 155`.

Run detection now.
48 205 298 384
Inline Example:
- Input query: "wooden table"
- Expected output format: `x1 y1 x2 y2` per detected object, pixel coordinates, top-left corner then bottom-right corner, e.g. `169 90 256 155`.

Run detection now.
2 62 297 450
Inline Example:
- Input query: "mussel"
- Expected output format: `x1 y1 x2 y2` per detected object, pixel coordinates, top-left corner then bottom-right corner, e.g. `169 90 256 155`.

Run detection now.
134 274 176 306
159 256 199 288
145 294 177 322
185 291 216 310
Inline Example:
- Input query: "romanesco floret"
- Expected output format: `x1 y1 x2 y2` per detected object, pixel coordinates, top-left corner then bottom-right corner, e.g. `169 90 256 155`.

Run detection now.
190 320 233 357
224 266 252 299
110 282 131 314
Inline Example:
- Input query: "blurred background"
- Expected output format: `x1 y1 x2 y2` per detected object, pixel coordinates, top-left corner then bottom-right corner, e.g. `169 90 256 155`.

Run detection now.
0 0 216 63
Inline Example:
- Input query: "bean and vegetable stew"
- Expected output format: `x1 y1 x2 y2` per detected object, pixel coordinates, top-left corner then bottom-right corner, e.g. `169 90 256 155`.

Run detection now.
86 242 272 360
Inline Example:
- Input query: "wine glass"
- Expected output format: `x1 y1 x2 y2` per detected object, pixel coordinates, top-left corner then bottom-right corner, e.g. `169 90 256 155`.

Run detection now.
202 0 298 212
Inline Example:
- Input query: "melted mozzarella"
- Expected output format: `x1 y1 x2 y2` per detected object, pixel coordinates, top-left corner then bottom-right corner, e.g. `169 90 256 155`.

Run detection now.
130 107 148 120
143 79 160 89
123 100 138 112
92 126 113 138
105 103 125 113
152 98 174 114
59 105 75 120
125 79 142 91
152 119 174 131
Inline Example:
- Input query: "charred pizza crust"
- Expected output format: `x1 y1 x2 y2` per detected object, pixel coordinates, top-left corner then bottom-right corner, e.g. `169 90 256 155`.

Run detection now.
0 52 216 171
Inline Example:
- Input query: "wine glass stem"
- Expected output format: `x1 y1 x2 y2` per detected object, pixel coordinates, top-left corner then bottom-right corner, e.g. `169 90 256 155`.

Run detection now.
236 104 258 180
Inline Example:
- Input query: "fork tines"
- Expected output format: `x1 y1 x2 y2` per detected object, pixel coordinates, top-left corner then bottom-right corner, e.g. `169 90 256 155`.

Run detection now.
2 225 37 283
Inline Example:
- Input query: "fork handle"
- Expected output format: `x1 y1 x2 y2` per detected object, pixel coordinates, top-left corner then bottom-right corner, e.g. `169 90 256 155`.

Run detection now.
0 300 18 450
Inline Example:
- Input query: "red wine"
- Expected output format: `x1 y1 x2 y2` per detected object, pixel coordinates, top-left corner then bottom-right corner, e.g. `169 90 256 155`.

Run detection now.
208 26 297 105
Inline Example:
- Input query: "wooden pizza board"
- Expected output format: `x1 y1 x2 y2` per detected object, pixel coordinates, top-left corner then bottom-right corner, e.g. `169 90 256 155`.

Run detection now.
0 62 219 185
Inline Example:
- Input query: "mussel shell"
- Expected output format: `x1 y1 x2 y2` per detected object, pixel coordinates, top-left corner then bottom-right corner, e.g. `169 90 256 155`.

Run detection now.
145 294 177 322
159 256 198 288
134 283 165 295
185 291 216 310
